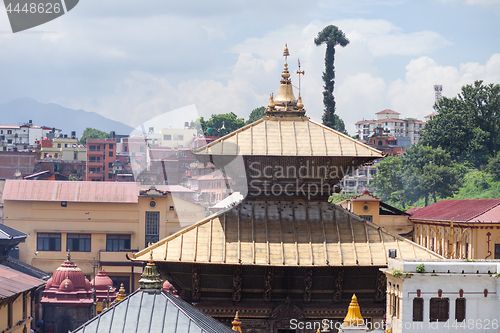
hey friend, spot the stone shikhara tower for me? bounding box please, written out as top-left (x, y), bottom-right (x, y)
top-left (132, 46), bottom-right (441, 332)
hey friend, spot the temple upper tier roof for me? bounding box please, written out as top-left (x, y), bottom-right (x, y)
top-left (193, 45), bottom-right (383, 160)
top-left (131, 200), bottom-right (442, 266)
top-left (193, 116), bottom-right (382, 157)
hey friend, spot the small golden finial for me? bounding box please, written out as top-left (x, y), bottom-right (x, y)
top-left (283, 43), bottom-right (290, 59)
top-left (268, 93), bottom-right (275, 109)
top-left (297, 96), bottom-right (304, 109)
top-left (149, 250), bottom-right (154, 264)
top-left (232, 311), bottom-right (242, 333)
top-left (66, 252), bottom-right (71, 262)
top-left (343, 294), bottom-right (364, 326)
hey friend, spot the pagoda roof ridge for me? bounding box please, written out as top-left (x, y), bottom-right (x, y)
top-left (192, 116), bottom-right (383, 158)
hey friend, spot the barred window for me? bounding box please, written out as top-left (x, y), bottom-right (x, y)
top-left (146, 212), bottom-right (160, 235)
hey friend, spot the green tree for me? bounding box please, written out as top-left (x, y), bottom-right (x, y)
top-left (487, 152), bottom-right (500, 180)
top-left (198, 112), bottom-right (246, 137)
top-left (246, 106), bottom-right (266, 125)
top-left (421, 80), bottom-right (500, 167)
top-left (314, 25), bottom-right (349, 134)
top-left (79, 128), bottom-right (109, 145)
top-left (371, 156), bottom-right (407, 207)
top-left (372, 145), bottom-right (463, 207)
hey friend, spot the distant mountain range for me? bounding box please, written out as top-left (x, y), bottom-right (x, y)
top-left (0, 98), bottom-right (134, 137)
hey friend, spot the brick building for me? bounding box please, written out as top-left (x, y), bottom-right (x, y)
top-left (86, 139), bottom-right (117, 181)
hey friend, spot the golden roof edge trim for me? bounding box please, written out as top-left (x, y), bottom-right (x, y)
top-left (307, 118), bottom-right (384, 156)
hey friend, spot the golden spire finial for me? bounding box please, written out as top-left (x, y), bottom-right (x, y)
top-left (149, 250), bottom-right (154, 264)
top-left (283, 43), bottom-right (290, 59)
top-left (268, 93), bottom-right (275, 109)
top-left (232, 311), bottom-right (242, 332)
top-left (343, 294), bottom-right (364, 326)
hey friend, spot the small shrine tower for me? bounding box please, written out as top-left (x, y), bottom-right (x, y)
top-left (41, 253), bottom-right (93, 333)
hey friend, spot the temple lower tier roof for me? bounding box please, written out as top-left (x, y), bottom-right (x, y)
top-left (132, 200), bottom-right (441, 266)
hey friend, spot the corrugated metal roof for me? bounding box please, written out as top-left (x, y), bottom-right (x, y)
top-left (193, 117), bottom-right (383, 157)
top-left (132, 200), bottom-right (441, 266)
top-left (72, 289), bottom-right (234, 333)
top-left (2, 180), bottom-right (200, 203)
top-left (409, 199), bottom-right (500, 223)
top-left (0, 264), bottom-right (46, 299)
top-left (3, 180), bottom-right (140, 203)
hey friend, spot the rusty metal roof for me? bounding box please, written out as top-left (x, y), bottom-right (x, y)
top-left (193, 117), bottom-right (383, 157)
top-left (3, 180), bottom-right (140, 203)
top-left (409, 199), bottom-right (500, 223)
top-left (132, 200), bottom-right (441, 266)
top-left (0, 264), bottom-right (46, 299)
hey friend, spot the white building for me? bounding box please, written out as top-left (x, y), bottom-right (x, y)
top-left (355, 109), bottom-right (425, 144)
top-left (159, 128), bottom-right (197, 148)
top-left (381, 259), bottom-right (500, 333)
top-left (0, 121), bottom-right (61, 151)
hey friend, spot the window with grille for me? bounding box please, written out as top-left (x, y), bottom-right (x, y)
top-left (495, 244), bottom-right (500, 259)
top-left (455, 298), bottom-right (466, 322)
top-left (145, 212), bottom-right (160, 246)
top-left (106, 234), bottom-right (131, 251)
top-left (37, 233), bottom-right (61, 251)
top-left (67, 233), bottom-right (91, 252)
top-left (413, 298), bottom-right (423, 321)
top-left (430, 298), bottom-right (449, 322)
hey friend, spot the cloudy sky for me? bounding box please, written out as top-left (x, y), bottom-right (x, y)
top-left (0, 0), bottom-right (499, 134)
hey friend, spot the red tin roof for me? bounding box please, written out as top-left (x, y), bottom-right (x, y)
top-left (0, 264), bottom-right (45, 299)
top-left (3, 179), bottom-right (140, 203)
top-left (408, 199), bottom-right (500, 223)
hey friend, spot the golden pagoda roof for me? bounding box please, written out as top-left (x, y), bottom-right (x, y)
top-left (131, 200), bottom-right (442, 266)
top-left (193, 117), bottom-right (383, 157)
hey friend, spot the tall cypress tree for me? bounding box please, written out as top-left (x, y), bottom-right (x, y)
top-left (314, 25), bottom-right (349, 134)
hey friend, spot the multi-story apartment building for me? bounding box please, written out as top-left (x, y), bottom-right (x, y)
top-left (37, 137), bottom-right (86, 162)
top-left (0, 121), bottom-right (62, 152)
top-left (355, 109), bottom-right (425, 144)
top-left (86, 138), bottom-right (117, 181)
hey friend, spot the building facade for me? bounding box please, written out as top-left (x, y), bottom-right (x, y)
top-left (2, 180), bottom-right (206, 292)
top-left (338, 191), bottom-right (413, 237)
top-left (86, 139), bottom-right (117, 181)
top-left (409, 199), bottom-right (500, 260)
top-left (382, 259), bottom-right (500, 333)
top-left (355, 109), bottom-right (425, 144)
